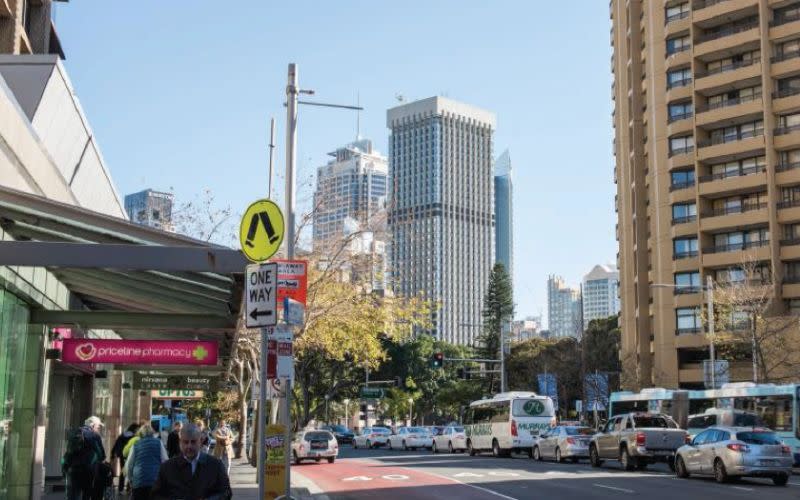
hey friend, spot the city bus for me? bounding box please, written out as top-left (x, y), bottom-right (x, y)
top-left (610, 383), bottom-right (800, 465)
top-left (463, 391), bottom-right (556, 457)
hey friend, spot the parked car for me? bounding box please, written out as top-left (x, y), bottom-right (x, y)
top-left (533, 425), bottom-right (594, 463)
top-left (675, 426), bottom-right (792, 486)
top-left (685, 409), bottom-right (765, 439)
top-left (427, 426), bottom-right (445, 437)
top-left (387, 427), bottom-right (433, 451)
top-left (352, 427), bottom-right (391, 449)
top-left (432, 425), bottom-right (467, 454)
top-left (589, 412), bottom-right (687, 471)
top-left (291, 430), bottom-right (338, 464)
top-left (321, 425), bottom-right (355, 444)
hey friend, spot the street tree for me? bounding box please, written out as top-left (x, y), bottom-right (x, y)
top-left (477, 263), bottom-right (514, 394)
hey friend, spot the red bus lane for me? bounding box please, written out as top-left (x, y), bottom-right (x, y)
top-left (293, 459), bottom-right (505, 500)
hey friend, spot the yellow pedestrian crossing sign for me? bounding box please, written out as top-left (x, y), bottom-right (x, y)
top-left (239, 199), bottom-right (285, 262)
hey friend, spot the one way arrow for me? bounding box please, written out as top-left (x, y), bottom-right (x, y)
top-left (249, 309), bottom-right (274, 321)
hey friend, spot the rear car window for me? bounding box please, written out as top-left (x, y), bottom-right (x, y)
top-left (736, 432), bottom-right (782, 445)
top-left (408, 427), bottom-right (429, 434)
top-left (373, 428), bottom-right (390, 434)
top-left (633, 416), bottom-right (675, 428)
top-left (566, 427), bottom-right (594, 435)
top-left (305, 431), bottom-right (333, 441)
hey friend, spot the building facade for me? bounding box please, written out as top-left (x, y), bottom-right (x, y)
top-left (581, 264), bottom-right (620, 329)
top-left (494, 150), bottom-right (514, 280)
top-left (387, 96), bottom-right (496, 345)
top-left (511, 315), bottom-right (542, 342)
top-left (612, 0), bottom-right (800, 388)
top-left (547, 275), bottom-right (582, 338)
top-left (124, 189), bottom-right (174, 230)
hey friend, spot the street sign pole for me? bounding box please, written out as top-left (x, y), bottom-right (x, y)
top-left (257, 326), bottom-right (268, 500)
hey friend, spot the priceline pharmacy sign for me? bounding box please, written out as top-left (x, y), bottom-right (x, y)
top-left (61, 339), bottom-right (218, 366)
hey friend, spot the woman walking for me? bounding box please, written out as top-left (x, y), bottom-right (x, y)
top-left (125, 424), bottom-right (167, 500)
top-left (212, 420), bottom-right (235, 475)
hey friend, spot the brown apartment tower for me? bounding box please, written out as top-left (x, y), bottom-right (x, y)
top-left (612, 0), bottom-right (800, 389)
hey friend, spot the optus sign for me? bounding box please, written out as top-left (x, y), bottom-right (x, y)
top-left (61, 339), bottom-right (218, 366)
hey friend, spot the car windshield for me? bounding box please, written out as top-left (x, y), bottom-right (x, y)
top-left (305, 431), bottom-right (332, 441)
top-left (736, 432), bottom-right (782, 445)
top-left (329, 425), bottom-right (349, 433)
top-left (633, 416), bottom-right (675, 428)
top-left (565, 427), bottom-right (594, 436)
top-left (452, 426), bottom-right (464, 433)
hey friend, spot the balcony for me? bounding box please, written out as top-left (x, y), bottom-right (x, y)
top-left (696, 59), bottom-right (761, 94)
top-left (770, 11), bottom-right (800, 41)
top-left (666, 11), bottom-right (690, 24)
top-left (674, 250), bottom-right (699, 260)
top-left (703, 239), bottom-right (769, 254)
top-left (667, 77), bottom-right (692, 90)
top-left (672, 215), bottom-right (698, 225)
top-left (697, 132), bottom-right (765, 162)
top-left (777, 161), bottom-right (800, 173)
top-left (698, 165), bottom-right (760, 183)
top-left (676, 327), bottom-right (702, 335)
top-left (697, 128), bottom-right (763, 148)
top-left (780, 238), bottom-right (800, 260)
top-left (669, 145), bottom-right (695, 158)
top-left (698, 166), bottom-right (765, 196)
top-left (771, 49), bottom-right (800, 65)
top-left (774, 123), bottom-right (800, 136)
top-left (695, 56), bottom-right (760, 79)
top-left (699, 202), bottom-right (768, 232)
top-left (696, 92), bottom-right (762, 114)
top-left (702, 239), bottom-right (771, 267)
top-left (674, 286), bottom-right (701, 295)
top-left (695, 94), bottom-right (763, 127)
top-left (670, 180), bottom-right (696, 192)
top-left (695, 21), bottom-right (760, 59)
top-left (668, 111), bottom-right (694, 124)
top-left (696, 20), bottom-right (759, 44)
top-left (777, 198), bottom-right (800, 209)
top-left (777, 198), bottom-right (800, 223)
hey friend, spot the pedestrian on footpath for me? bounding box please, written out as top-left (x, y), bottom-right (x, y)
top-left (166, 421), bottom-right (182, 458)
top-left (151, 423), bottom-right (231, 500)
top-left (195, 419), bottom-right (210, 454)
top-left (125, 424), bottom-right (168, 500)
top-left (62, 416), bottom-right (106, 500)
top-left (211, 420), bottom-right (234, 475)
top-left (111, 423), bottom-right (140, 495)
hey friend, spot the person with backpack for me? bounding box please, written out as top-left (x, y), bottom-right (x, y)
top-left (111, 423), bottom-right (140, 495)
top-left (62, 416), bottom-right (106, 500)
top-left (125, 424), bottom-right (168, 500)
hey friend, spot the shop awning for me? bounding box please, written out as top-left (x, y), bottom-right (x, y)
top-left (0, 185), bottom-right (247, 369)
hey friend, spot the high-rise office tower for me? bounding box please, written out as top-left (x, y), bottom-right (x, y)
top-left (495, 150), bottom-right (514, 281)
top-left (612, 0), bottom-right (800, 388)
top-left (547, 275), bottom-right (582, 338)
top-left (387, 96), bottom-right (496, 345)
top-left (124, 189), bottom-right (174, 231)
top-left (581, 264), bottom-right (620, 330)
top-left (312, 139), bottom-right (389, 291)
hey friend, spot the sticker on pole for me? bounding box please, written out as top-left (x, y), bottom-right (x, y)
top-left (239, 199), bottom-right (284, 262)
top-left (245, 262), bottom-right (277, 328)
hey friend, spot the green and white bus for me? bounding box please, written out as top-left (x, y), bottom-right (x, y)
top-left (464, 391), bottom-right (556, 457)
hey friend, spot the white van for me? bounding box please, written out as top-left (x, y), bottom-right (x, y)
top-left (463, 391), bottom-right (556, 457)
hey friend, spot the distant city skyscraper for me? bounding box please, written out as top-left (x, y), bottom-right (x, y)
top-left (547, 275), bottom-right (582, 338)
top-left (387, 96), bottom-right (496, 345)
top-left (494, 150), bottom-right (513, 282)
top-left (124, 189), bottom-right (174, 230)
top-left (581, 264), bottom-right (620, 330)
top-left (312, 139), bottom-right (389, 291)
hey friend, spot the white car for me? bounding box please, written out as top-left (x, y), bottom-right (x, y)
top-left (291, 430), bottom-right (338, 464)
top-left (353, 427), bottom-right (391, 448)
top-left (432, 425), bottom-right (467, 454)
top-left (388, 427), bottom-right (433, 451)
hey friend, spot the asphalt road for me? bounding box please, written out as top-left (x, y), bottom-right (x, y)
top-left (292, 444), bottom-right (800, 500)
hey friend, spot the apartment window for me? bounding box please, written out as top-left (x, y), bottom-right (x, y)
top-left (786, 261), bottom-right (800, 283)
top-left (780, 186), bottom-right (800, 208)
top-left (775, 76), bottom-right (800, 99)
top-left (676, 307), bottom-right (702, 334)
top-left (667, 67), bottom-right (692, 89)
top-left (666, 2), bottom-right (689, 23)
top-left (675, 271), bottom-right (701, 293)
top-left (784, 223), bottom-right (800, 245)
top-left (705, 50), bottom-right (760, 76)
top-left (672, 202), bottom-right (697, 224)
top-left (669, 135), bottom-right (694, 156)
top-left (673, 237), bottom-right (698, 259)
top-left (712, 228), bottom-right (769, 252)
top-left (670, 169), bottom-right (695, 190)
top-left (773, 4), bottom-right (800, 26)
top-left (707, 120), bottom-right (763, 145)
top-left (787, 299), bottom-right (800, 315)
top-left (698, 16), bottom-right (759, 44)
top-left (668, 101), bottom-right (693, 122)
top-left (779, 150), bottom-right (800, 172)
top-left (666, 35), bottom-right (691, 55)
top-left (776, 112), bottom-right (800, 135)
top-left (715, 267), bottom-right (747, 284)
top-left (706, 85), bottom-right (762, 111)
top-left (707, 156), bottom-right (765, 180)
top-left (711, 192), bottom-right (767, 215)
top-left (774, 39), bottom-right (800, 62)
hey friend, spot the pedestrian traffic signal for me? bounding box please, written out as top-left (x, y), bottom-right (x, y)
top-left (432, 352), bottom-right (444, 368)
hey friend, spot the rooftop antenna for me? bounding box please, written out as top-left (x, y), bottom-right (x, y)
top-left (395, 93), bottom-right (405, 103)
top-left (356, 92), bottom-right (361, 141)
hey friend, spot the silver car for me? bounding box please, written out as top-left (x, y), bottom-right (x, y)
top-left (675, 426), bottom-right (793, 486)
top-left (533, 426), bottom-right (594, 463)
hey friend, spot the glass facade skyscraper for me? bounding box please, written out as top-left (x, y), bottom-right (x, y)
top-left (494, 150), bottom-right (513, 281)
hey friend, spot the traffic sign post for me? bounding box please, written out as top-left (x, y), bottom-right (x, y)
top-left (246, 263), bottom-right (278, 329)
top-left (239, 199), bottom-right (285, 263)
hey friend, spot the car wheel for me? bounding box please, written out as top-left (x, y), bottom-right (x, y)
top-left (675, 456), bottom-right (689, 479)
top-left (635, 460), bottom-right (647, 471)
top-left (328, 457), bottom-right (336, 464)
top-left (589, 445), bottom-right (602, 468)
top-left (555, 447), bottom-right (563, 463)
top-left (293, 451), bottom-right (302, 465)
top-left (402, 440), bottom-right (408, 451)
top-left (492, 439), bottom-right (501, 458)
top-left (667, 457), bottom-right (676, 473)
top-left (432, 442), bottom-right (438, 454)
top-left (773, 473), bottom-right (789, 486)
top-left (366, 440), bottom-right (371, 449)
top-left (532, 446), bottom-right (542, 461)
top-left (713, 459), bottom-right (729, 484)
top-left (468, 440), bottom-right (477, 456)
top-left (315, 458), bottom-right (321, 463)
top-left (620, 446), bottom-right (635, 471)
top-left (448, 442), bottom-right (455, 454)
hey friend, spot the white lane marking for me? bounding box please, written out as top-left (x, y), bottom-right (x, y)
top-left (382, 474), bottom-right (409, 481)
top-left (342, 476), bottom-right (372, 482)
top-left (488, 471), bottom-right (520, 477)
top-left (731, 486), bottom-right (753, 492)
top-left (592, 484), bottom-right (634, 494)
top-left (453, 472), bottom-right (483, 477)
top-left (424, 471), bottom-right (521, 500)
top-left (789, 482), bottom-right (800, 486)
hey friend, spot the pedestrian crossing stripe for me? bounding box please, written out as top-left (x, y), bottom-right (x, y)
top-left (239, 199), bottom-right (285, 262)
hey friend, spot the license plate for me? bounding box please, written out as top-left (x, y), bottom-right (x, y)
top-left (759, 459), bottom-right (777, 466)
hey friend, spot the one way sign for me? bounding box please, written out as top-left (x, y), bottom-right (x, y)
top-left (245, 262), bottom-right (277, 328)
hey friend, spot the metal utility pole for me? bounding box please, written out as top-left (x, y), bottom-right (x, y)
top-left (268, 118), bottom-right (276, 199)
top-left (499, 320), bottom-right (506, 392)
top-left (707, 275), bottom-right (716, 389)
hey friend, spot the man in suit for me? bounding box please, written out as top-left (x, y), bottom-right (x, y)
top-left (151, 423), bottom-right (231, 500)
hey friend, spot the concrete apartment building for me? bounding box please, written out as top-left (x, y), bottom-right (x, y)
top-left (547, 275), bottom-right (582, 338)
top-left (387, 96), bottom-right (496, 345)
top-left (581, 264), bottom-right (620, 329)
top-left (612, 0), bottom-right (800, 388)
top-left (495, 150), bottom-right (514, 280)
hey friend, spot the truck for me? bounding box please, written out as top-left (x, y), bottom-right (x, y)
top-left (589, 412), bottom-right (688, 471)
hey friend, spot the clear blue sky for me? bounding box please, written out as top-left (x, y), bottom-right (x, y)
top-left (55, 1), bottom-right (616, 324)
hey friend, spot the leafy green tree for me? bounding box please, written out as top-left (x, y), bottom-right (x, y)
top-left (477, 263), bottom-right (514, 393)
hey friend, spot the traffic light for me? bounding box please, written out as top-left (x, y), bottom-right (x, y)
top-left (432, 352), bottom-right (444, 368)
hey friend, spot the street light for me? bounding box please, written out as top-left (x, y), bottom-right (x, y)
top-left (343, 398), bottom-right (350, 428)
top-left (324, 394), bottom-right (330, 425)
top-left (408, 397), bottom-right (413, 426)
top-left (651, 277), bottom-right (717, 388)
